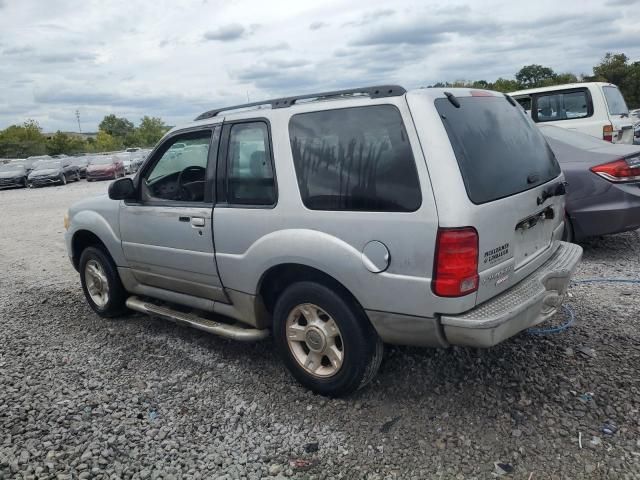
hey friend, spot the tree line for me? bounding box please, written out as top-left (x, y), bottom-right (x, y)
top-left (0, 115), bottom-right (170, 159)
top-left (430, 53), bottom-right (640, 109)
top-left (1, 52), bottom-right (638, 159)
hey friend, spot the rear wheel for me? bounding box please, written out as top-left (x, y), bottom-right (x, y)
top-left (79, 246), bottom-right (128, 317)
top-left (273, 281), bottom-right (383, 397)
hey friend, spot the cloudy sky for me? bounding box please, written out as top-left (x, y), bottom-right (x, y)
top-left (1, 0), bottom-right (639, 132)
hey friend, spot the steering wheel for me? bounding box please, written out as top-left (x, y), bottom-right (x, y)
top-left (176, 166), bottom-right (206, 201)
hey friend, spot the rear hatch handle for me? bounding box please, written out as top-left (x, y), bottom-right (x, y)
top-left (537, 181), bottom-right (567, 206)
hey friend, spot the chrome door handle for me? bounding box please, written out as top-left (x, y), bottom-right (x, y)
top-left (191, 217), bottom-right (205, 227)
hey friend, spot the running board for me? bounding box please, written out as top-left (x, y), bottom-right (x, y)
top-left (125, 296), bottom-right (269, 342)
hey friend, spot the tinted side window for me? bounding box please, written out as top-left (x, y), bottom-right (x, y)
top-left (227, 122), bottom-right (276, 206)
top-left (536, 90), bottom-right (589, 122)
top-left (289, 105), bottom-right (421, 212)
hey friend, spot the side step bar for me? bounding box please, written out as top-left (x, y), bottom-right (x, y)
top-left (125, 296), bottom-right (269, 342)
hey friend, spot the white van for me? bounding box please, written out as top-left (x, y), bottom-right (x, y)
top-left (510, 82), bottom-right (635, 144)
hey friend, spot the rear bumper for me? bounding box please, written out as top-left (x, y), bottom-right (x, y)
top-left (440, 241), bottom-right (582, 347)
top-left (571, 201), bottom-right (640, 239)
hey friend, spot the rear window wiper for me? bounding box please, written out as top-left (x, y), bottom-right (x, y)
top-left (444, 91), bottom-right (460, 108)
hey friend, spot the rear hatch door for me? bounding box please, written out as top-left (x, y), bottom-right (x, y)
top-left (431, 92), bottom-right (565, 304)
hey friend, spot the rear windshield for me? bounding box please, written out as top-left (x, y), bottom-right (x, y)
top-left (602, 86), bottom-right (629, 116)
top-left (435, 96), bottom-right (561, 204)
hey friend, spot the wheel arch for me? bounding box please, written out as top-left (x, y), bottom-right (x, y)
top-left (71, 229), bottom-right (114, 270)
top-left (257, 263), bottom-right (369, 324)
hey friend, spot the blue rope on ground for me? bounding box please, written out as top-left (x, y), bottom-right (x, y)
top-left (527, 304), bottom-right (575, 335)
top-left (526, 277), bottom-right (640, 335)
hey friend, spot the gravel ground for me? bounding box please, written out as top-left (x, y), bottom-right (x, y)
top-left (1, 180), bottom-right (639, 480)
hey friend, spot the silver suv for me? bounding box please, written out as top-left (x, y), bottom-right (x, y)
top-left (64, 85), bottom-right (583, 396)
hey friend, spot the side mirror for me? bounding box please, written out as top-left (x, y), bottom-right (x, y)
top-left (108, 177), bottom-right (136, 200)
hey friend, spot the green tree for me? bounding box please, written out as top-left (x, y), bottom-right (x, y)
top-left (94, 130), bottom-right (122, 152)
top-left (592, 53), bottom-right (640, 108)
top-left (0, 120), bottom-right (47, 158)
top-left (491, 78), bottom-right (521, 93)
top-left (99, 114), bottom-right (134, 138)
top-left (515, 64), bottom-right (557, 89)
top-left (136, 116), bottom-right (169, 147)
top-left (46, 131), bottom-right (87, 155)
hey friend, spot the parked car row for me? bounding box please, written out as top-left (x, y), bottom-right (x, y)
top-left (0, 149), bottom-right (151, 189)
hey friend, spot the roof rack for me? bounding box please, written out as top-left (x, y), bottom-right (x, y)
top-left (194, 85), bottom-right (406, 121)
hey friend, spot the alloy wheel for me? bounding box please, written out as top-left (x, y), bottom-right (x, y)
top-left (285, 303), bottom-right (344, 378)
top-left (84, 259), bottom-right (110, 308)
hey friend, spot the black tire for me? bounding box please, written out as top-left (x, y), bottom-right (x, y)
top-left (79, 246), bottom-right (128, 318)
top-left (273, 281), bottom-right (383, 397)
top-left (562, 213), bottom-right (574, 243)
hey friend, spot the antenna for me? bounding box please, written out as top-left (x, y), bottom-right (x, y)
top-left (75, 109), bottom-right (82, 133)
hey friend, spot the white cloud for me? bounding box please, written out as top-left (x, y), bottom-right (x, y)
top-left (0, 0), bottom-right (638, 131)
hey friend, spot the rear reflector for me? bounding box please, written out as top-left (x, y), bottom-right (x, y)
top-left (603, 124), bottom-right (614, 142)
top-left (591, 158), bottom-right (640, 182)
top-left (433, 227), bottom-right (479, 297)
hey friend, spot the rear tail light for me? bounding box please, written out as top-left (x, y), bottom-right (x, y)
top-left (591, 157), bottom-right (640, 182)
top-left (432, 227), bottom-right (479, 297)
top-left (603, 124), bottom-right (614, 142)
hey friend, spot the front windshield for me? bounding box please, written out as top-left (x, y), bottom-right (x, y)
top-left (34, 160), bottom-right (62, 170)
top-left (90, 157), bottom-right (115, 165)
top-left (0, 164), bottom-right (25, 172)
top-left (603, 86), bottom-right (629, 116)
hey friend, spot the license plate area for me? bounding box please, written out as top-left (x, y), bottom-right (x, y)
top-left (513, 206), bottom-right (555, 269)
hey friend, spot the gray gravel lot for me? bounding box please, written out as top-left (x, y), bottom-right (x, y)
top-left (1, 180), bottom-right (639, 479)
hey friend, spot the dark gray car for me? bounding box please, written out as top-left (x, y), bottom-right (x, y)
top-left (540, 125), bottom-right (640, 241)
top-left (0, 163), bottom-right (28, 189)
top-left (28, 159), bottom-right (81, 187)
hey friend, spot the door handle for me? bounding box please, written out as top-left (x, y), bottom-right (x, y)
top-left (191, 217), bottom-right (205, 227)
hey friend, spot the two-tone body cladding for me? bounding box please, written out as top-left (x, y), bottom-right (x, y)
top-left (65, 85), bottom-right (582, 396)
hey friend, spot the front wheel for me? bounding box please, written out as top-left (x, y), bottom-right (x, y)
top-left (79, 246), bottom-right (128, 317)
top-left (273, 281), bottom-right (383, 397)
